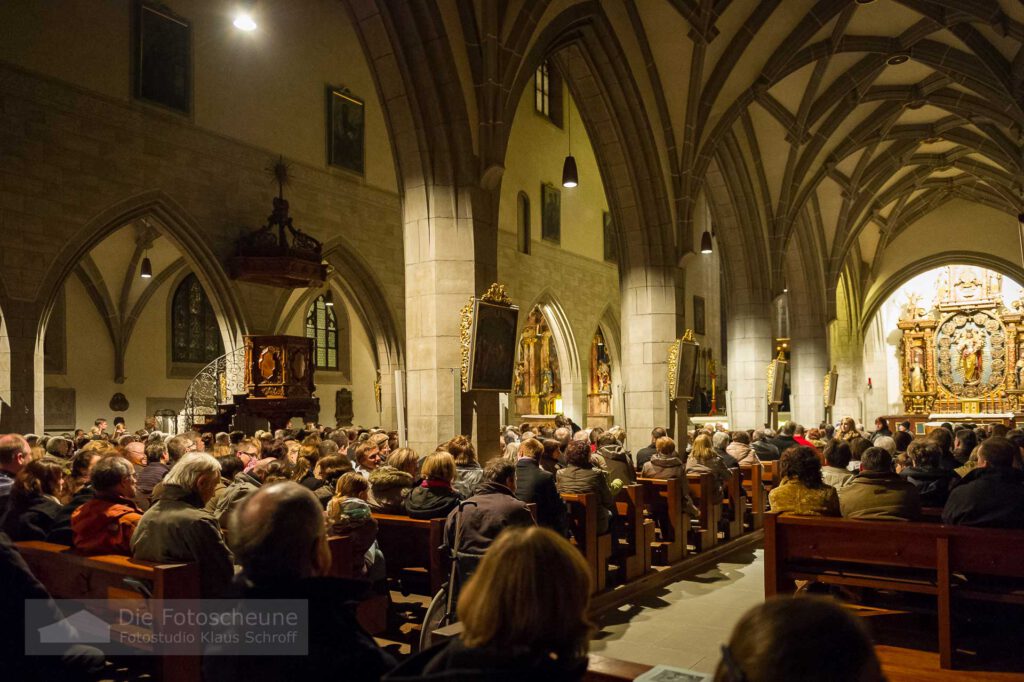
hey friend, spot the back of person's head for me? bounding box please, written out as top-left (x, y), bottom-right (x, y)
top-left (564, 440), bottom-right (592, 468)
top-left (518, 438), bottom-right (544, 461)
top-left (731, 431), bottom-right (751, 445)
top-left (229, 430), bottom-right (245, 445)
top-left (655, 436), bottom-right (676, 457)
top-left (164, 453), bottom-right (220, 492)
top-left (421, 452), bottom-right (457, 482)
top-left (779, 447), bottom-right (823, 488)
top-left (70, 448), bottom-right (100, 479)
top-left (991, 423), bottom-right (1009, 439)
top-left (13, 457), bottom-right (64, 499)
top-left (589, 428), bottom-right (604, 445)
top-left (541, 439), bottom-right (561, 462)
top-left (166, 435), bottom-right (194, 463)
top-left (978, 437), bottom-right (1016, 469)
top-left (335, 471), bottom-right (369, 497)
top-left (928, 427), bottom-right (955, 454)
top-left (873, 436), bottom-right (896, 456)
top-left (893, 431), bottom-right (912, 453)
top-left (553, 427), bottom-right (571, 448)
top-left (316, 440), bottom-right (339, 458)
top-left (849, 436), bottom-right (871, 461)
top-left (751, 430), bottom-right (767, 443)
top-left (908, 441), bottom-right (940, 468)
top-left (446, 435), bottom-right (476, 466)
top-left (650, 427), bottom-right (667, 442)
top-left (860, 447), bottom-right (893, 473)
top-left (690, 434), bottom-right (715, 463)
top-left (822, 440), bottom-right (851, 469)
top-left (780, 421), bottom-right (798, 437)
top-left (90, 455), bottom-right (134, 494)
top-left (597, 433), bottom-right (618, 448)
top-left (483, 458), bottom-right (516, 486)
top-left (144, 442), bottom-right (167, 465)
top-left (714, 596), bottom-right (882, 682)
top-left (316, 454), bottom-right (351, 482)
top-left (229, 481), bottom-right (328, 583)
top-left (216, 455), bottom-right (244, 480)
top-left (45, 436), bottom-right (72, 459)
top-left (387, 448), bottom-right (419, 476)
top-left (458, 526), bottom-right (594, 659)
top-left (712, 431), bottom-right (730, 449)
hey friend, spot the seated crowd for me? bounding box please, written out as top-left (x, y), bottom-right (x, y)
top-left (1, 412), bottom-right (1022, 680)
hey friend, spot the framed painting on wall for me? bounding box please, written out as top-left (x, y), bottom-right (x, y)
top-left (468, 300), bottom-right (520, 391)
top-left (327, 86), bottom-right (365, 175)
top-left (541, 183), bottom-right (561, 243)
top-left (693, 295), bottom-right (706, 336)
top-left (133, 2), bottom-right (192, 114)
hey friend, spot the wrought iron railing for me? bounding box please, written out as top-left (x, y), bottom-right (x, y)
top-left (178, 347), bottom-right (246, 433)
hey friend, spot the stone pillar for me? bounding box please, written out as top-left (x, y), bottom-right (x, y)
top-left (0, 300), bottom-right (43, 434)
top-left (619, 265), bottom-right (679, 453)
top-left (789, 325), bottom-right (828, 428)
top-left (726, 299), bottom-right (773, 430)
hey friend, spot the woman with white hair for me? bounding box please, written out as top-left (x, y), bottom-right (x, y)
top-left (131, 453), bottom-right (234, 597)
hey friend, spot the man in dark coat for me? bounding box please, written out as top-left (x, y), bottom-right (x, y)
top-left (204, 481), bottom-right (395, 682)
top-left (635, 427), bottom-right (666, 469)
top-left (596, 433), bottom-right (636, 485)
top-left (447, 459), bottom-right (534, 556)
top-left (514, 439), bottom-right (568, 536)
top-left (900, 441), bottom-right (957, 507)
top-left (943, 437), bottom-right (1024, 528)
top-left (751, 430), bottom-right (781, 461)
top-left (767, 422), bottom-right (799, 455)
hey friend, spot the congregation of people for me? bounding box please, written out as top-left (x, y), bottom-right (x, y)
top-left (2, 412), bottom-right (1022, 681)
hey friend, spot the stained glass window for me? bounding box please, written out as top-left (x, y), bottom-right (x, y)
top-left (305, 295), bottom-right (338, 370)
top-left (171, 274), bottom-right (223, 364)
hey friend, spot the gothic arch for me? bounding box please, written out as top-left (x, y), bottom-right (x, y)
top-left (518, 290), bottom-right (583, 424)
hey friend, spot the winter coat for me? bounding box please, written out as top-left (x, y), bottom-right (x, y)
top-left (444, 482), bottom-right (534, 556)
top-left (767, 434), bottom-right (798, 455)
top-left (751, 440), bottom-right (781, 461)
top-left (208, 471), bottom-right (262, 525)
top-left (71, 495), bottom-right (142, 555)
top-left (726, 441), bottom-right (759, 467)
top-left (641, 455), bottom-right (700, 518)
top-left (367, 465), bottom-right (415, 514)
top-left (597, 443), bottom-right (636, 485)
top-left (47, 484), bottom-right (95, 546)
top-left (385, 637), bottom-right (586, 682)
top-left (686, 457), bottom-right (728, 504)
top-left (838, 471), bottom-right (921, 521)
top-left (942, 467), bottom-right (1024, 528)
top-left (404, 481), bottom-right (463, 520)
top-left (821, 466), bottom-right (854, 490)
top-left (769, 478), bottom-right (840, 517)
top-left (131, 484), bottom-right (234, 597)
top-left (515, 458), bottom-right (568, 536)
top-left (715, 446), bottom-right (740, 470)
top-left (900, 465), bottom-right (957, 507)
top-left (0, 493), bottom-right (61, 542)
top-left (135, 462), bottom-right (169, 499)
top-left (327, 496), bottom-right (379, 576)
top-left (556, 465), bottom-right (614, 534)
top-left (635, 445), bottom-right (658, 470)
top-left (454, 464), bottom-right (485, 498)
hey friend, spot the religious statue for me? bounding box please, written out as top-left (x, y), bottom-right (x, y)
top-left (900, 293), bottom-right (923, 321)
top-left (597, 361), bottom-right (611, 394)
top-left (1016, 358), bottom-right (1024, 390)
top-left (910, 361), bottom-right (926, 393)
top-left (953, 326), bottom-right (983, 385)
top-left (513, 361), bottom-right (527, 395)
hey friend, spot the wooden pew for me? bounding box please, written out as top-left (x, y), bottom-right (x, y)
top-left (722, 467), bottom-right (746, 540)
top-left (739, 464), bottom-right (765, 530)
top-left (372, 513), bottom-right (448, 595)
top-left (761, 460), bottom-right (780, 491)
top-left (763, 512), bottom-right (1024, 669)
top-left (326, 534), bottom-right (387, 635)
top-left (636, 478), bottom-right (688, 565)
top-left (15, 541), bottom-right (200, 682)
top-left (561, 492), bottom-right (613, 593)
top-left (612, 484), bottom-right (653, 580)
top-left (687, 472), bottom-right (721, 552)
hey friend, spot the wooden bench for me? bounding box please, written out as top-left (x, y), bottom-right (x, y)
top-left (761, 460), bottom-right (780, 491)
top-left (372, 513), bottom-right (448, 595)
top-left (15, 541), bottom-right (200, 682)
top-left (687, 472), bottom-right (722, 552)
top-left (637, 477), bottom-right (688, 565)
top-left (764, 512), bottom-right (1024, 669)
top-left (561, 492), bottom-right (613, 593)
top-left (326, 534), bottom-right (388, 634)
top-left (722, 467), bottom-right (746, 540)
top-left (739, 464), bottom-right (765, 530)
top-left (612, 484), bottom-right (654, 580)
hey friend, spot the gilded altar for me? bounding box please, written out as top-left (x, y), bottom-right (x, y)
top-left (898, 266), bottom-right (1024, 415)
top-left (513, 306), bottom-right (562, 416)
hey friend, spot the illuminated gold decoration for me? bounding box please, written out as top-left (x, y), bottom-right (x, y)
top-left (681, 329), bottom-right (695, 343)
top-left (666, 339), bottom-right (681, 400)
top-left (460, 283), bottom-right (513, 392)
top-left (823, 371), bottom-right (832, 407)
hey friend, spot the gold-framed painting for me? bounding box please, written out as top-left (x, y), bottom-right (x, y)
top-left (460, 285), bottom-right (519, 392)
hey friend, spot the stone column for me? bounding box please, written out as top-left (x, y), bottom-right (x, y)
top-left (619, 265), bottom-right (679, 452)
top-left (726, 297), bottom-right (773, 430)
top-left (789, 325), bottom-right (828, 428)
top-left (0, 300), bottom-right (43, 434)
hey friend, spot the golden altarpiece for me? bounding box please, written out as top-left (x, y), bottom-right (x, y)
top-left (897, 266), bottom-right (1024, 417)
top-left (513, 307), bottom-right (563, 416)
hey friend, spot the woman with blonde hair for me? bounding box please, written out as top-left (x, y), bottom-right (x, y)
top-left (404, 452), bottom-right (462, 519)
top-left (686, 433), bottom-right (729, 503)
top-left (386, 526), bottom-right (594, 680)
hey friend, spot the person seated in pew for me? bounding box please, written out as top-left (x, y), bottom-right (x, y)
top-left (839, 448), bottom-right (921, 521)
top-left (900, 440), bottom-right (957, 507)
top-left (943, 436), bottom-right (1024, 528)
top-left (768, 446), bottom-right (840, 517)
top-left (206, 481), bottom-right (396, 682)
top-left (353, 440), bottom-right (384, 480)
top-left (557, 440), bottom-right (615, 535)
top-left (367, 447), bottom-right (419, 513)
top-left (539, 438), bottom-right (563, 474)
top-left (751, 429), bottom-right (780, 461)
top-left (1, 457), bottom-right (65, 541)
top-left (131, 453), bottom-right (234, 598)
top-left (714, 596), bottom-right (884, 682)
top-left (71, 455), bottom-right (142, 554)
top-left (405, 452), bottom-right (464, 519)
top-left (726, 431), bottom-right (760, 467)
top-left (846, 435), bottom-right (871, 472)
top-left (327, 472), bottom-right (385, 581)
top-left (135, 441), bottom-right (170, 509)
top-left (641, 436), bottom-right (701, 519)
top-left (445, 459), bottom-right (534, 560)
top-left (686, 434), bottom-right (728, 504)
top-left (449, 435), bottom-right (485, 498)
top-left (515, 438), bottom-right (569, 536)
top-left (820, 439), bottom-right (854, 490)
top-left (312, 454), bottom-right (354, 508)
top-left (209, 459), bottom-right (291, 526)
top-left (713, 431), bottom-right (740, 469)
top-left (385, 526), bottom-right (593, 681)
top-left (635, 427), bottom-right (667, 469)
top-left (205, 454), bottom-right (245, 513)
top-left (47, 448), bottom-right (106, 545)
top-left (596, 432), bottom-right (636, 485)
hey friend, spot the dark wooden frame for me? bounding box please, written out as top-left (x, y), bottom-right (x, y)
top-left (467, 300), bottom-right (520, 391)
top-left (133, 1), bottom-right (192, 115)
top-left (693, 295), bottom-right (706, 336)
top-left (326, 86), bottom-right (366, 175)
top-left (541, 183), bottom-right (561, 244)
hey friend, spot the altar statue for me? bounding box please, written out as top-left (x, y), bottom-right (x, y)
top-left (1016, 359), bottom-right (1024, 390)
top-left (910, 361), bottom-right (926, 392)
top-left (954, 326), bottom-right (983, 385)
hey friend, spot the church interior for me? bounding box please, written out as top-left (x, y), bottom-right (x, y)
top-left (2, 1), bottom-right (1024, 680)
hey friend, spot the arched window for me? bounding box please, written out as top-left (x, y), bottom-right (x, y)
top-left (305, 295), bottom-right (339, 370)
top-left (171, 274), bottom-right (223, 364)
top-left (517, 191), bottom-right (531, 254)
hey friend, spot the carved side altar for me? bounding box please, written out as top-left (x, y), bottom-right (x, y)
top-left (514, 306), bottom-right (562, 416)
top-left (897, 266), bottom-right (1024, 417)
top-left (586, 329), bottom-right (613, 428)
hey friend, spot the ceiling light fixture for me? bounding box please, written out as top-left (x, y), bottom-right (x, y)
top-left (140, 253), bottom-right (153, 279)
top-left (562, 98), bottom-right (578, 188)
top-left (324, 290), bottom-right (334, 307)
top-left (700, 194), bottom-right (713, 254)
top-left (887, 53), bottom-right (910, 66)
top-left (233, 8), bottom-right (257, 31)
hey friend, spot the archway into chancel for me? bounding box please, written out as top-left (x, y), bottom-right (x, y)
top-left (862, 264), bottom-right (1024, 429)
top-left (512, 301), bottom-right (582, 426)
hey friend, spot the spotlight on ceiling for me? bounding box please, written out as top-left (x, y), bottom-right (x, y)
top-left (887, 53), bottom-right (910, 66)
top-left (233, 9), bottom-right (257, 31)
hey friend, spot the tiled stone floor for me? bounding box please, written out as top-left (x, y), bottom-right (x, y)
top-left (591, 544), bottom-right (764, 675)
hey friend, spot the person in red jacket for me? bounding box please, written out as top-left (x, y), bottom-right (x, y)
top-left (71, 455), bottom-right (142, 555)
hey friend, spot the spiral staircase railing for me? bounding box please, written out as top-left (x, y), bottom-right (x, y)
top-left (177, 347), bottom-right (246, 433)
